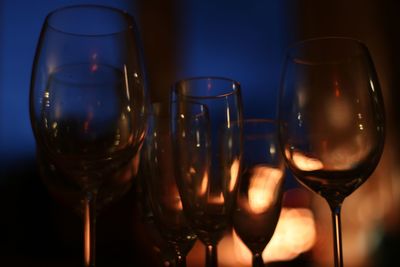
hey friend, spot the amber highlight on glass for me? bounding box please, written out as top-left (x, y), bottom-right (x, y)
top-left (171, 77), bottom-right (243, 267)
top-left (29, 5), bottom-right (148, 267)
top-left (233, 119), bottom-right (285, 267)
top-left (278, 37), bottom-right (385, 267)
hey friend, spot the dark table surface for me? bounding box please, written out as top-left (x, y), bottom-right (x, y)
top-left (1, 158), bottom-right (399, 267)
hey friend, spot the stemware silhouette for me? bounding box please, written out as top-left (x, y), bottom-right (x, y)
top-left (141, 102), bottom-right (197, 267)
top-left (29, 5), bottom-right (148, 267)
top-left (233, 119), bottom-right (285, 267)
top-left (278, 37), bottom-right (385, 267)
top-left (171, 77), bottom-right (243, 267)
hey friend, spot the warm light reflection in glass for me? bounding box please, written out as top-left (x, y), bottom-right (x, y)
top-left (84, 198), bottom-right (92, 267)
top-left (322, 135), bottom-right (371, 170)
top-left (209, 192), bottom-right (225, 204)
top-left (164, 187), bottom-right (184, 211)
top-left (226, 104), bottom-right (231, 128)
top-left (291, 151), bottom-right (324, 171)
top-left (229, 158), bottom-right (240, 192)
top-left (247, 166), bottom-right (283, 214)
top-left (175, 197), bottom-right (183, 211)
top-left (199, 172), bottom-right (208, 196)
top-left (233, 208), bottom-right (317, 264)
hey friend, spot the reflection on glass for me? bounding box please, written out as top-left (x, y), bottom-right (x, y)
top-left (172, 77), bottom-right (243, 267)
top-left (142, 103), bottom-right (196, 266)
top-left (233, 207), bottom-right (317, 264)
top-left (29, 5), bottom-right (148, 267)
top-left (278, 37), bottom-right (385, 267)
top-left (233, 119), bottom-right (285, 267)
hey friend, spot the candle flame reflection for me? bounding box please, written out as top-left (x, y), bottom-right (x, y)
top-left (247, 166), bottom-right (284, 214)
top-left (291, 151), bottom-right (324, 171)
top-left (232, 208), bottom-right (317, 264)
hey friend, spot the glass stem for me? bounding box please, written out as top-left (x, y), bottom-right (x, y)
top-left (83, 192), bottom-right (97, 267)
top-left (252, 253), bottom-right (264, 267)
top-left (205, 244), bottom-right (217, 267)
top-left (329, 202), bottom-right (343, 267)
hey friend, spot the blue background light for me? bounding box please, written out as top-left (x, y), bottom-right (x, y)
top-left (0, 0), bottom-right (290, 172)
top-left (0, 0), bottom-right (136, 171)
top-left (178, 1), bottom-right (290, 118)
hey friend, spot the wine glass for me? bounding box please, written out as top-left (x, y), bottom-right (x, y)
top-left (233, 119), bottom-right (285, 267)
top-left (141, 102), bottom-right (197, 266)
top-left (29, 5), bottom-right (148, 267)
top-left (171, 77), bottom-right (243, 267)
top-left (278, 37), bottom-right (385, 267)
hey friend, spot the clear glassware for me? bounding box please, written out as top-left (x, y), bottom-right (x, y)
top-left (171, 77), bottom-right (243, 267)
top-left (142, 102), bottom-right (197, 267)
top-left (29, 5), bottom-right (148, 267)
top-left (233, 119), bottom-right (285, 267)
top-left (278, 37), bottom-right (385, 267)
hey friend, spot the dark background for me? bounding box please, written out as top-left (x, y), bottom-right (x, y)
top-left (1, 0), bottom-right (399, 266)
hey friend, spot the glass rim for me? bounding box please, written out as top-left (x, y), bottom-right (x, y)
top-left (173, 76), bottom-right (241, 99)
top-left (285, 36), bottom-right (369, 65)
top-left (44, 4), bottom-right (134, 37)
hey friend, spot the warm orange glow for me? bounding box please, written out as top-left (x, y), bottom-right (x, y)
top-left (335, 87), bottom-right (341, 97)
top-left (229, 158), bottom-right (240, 192)
top-left (199, 171), bottom-right (208, 196)
top-left (169, 195), bottom-right (183, 211)
top-left (292, 151), bottom-right (323, 171)
top-left (247, 166), bottom-right (284, 214)
top-left (84, 198), bottom-right (91, 267)
top-left (334, 80), bottom-right (340, 97)
top-left (164, 186), bottom-right (184, 211)
top-left (172, 187), bottom-right (184, 211)
top-left (233, 208), bottom-right (317, 264)
top-left (209, 192), bottom-right (225, 204)
top-left (175, 198), bottom-right (183, 211)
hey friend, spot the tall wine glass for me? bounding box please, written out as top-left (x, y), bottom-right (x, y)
top-left (172, 77), bottom-right (243, 267)
top-left (233, 119), bottom-right (285, 267)
top-left (142, 102), bottom-right (197, 267)
top-left (278, 37), bottom-right (385, 267)
top-left (29, 5), bottom-right (148, 267)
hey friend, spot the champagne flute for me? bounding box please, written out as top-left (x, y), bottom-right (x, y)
top-left (29, 5), bottom-right (148, 267)
top-left (278, 37), bottom-right (385, 267)
top-left (233, 119), bottom-right (285, 267)
top-left (142, 102), bottom-right (197, 267)
top-left (172, 77), bottom-right (243, 267)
